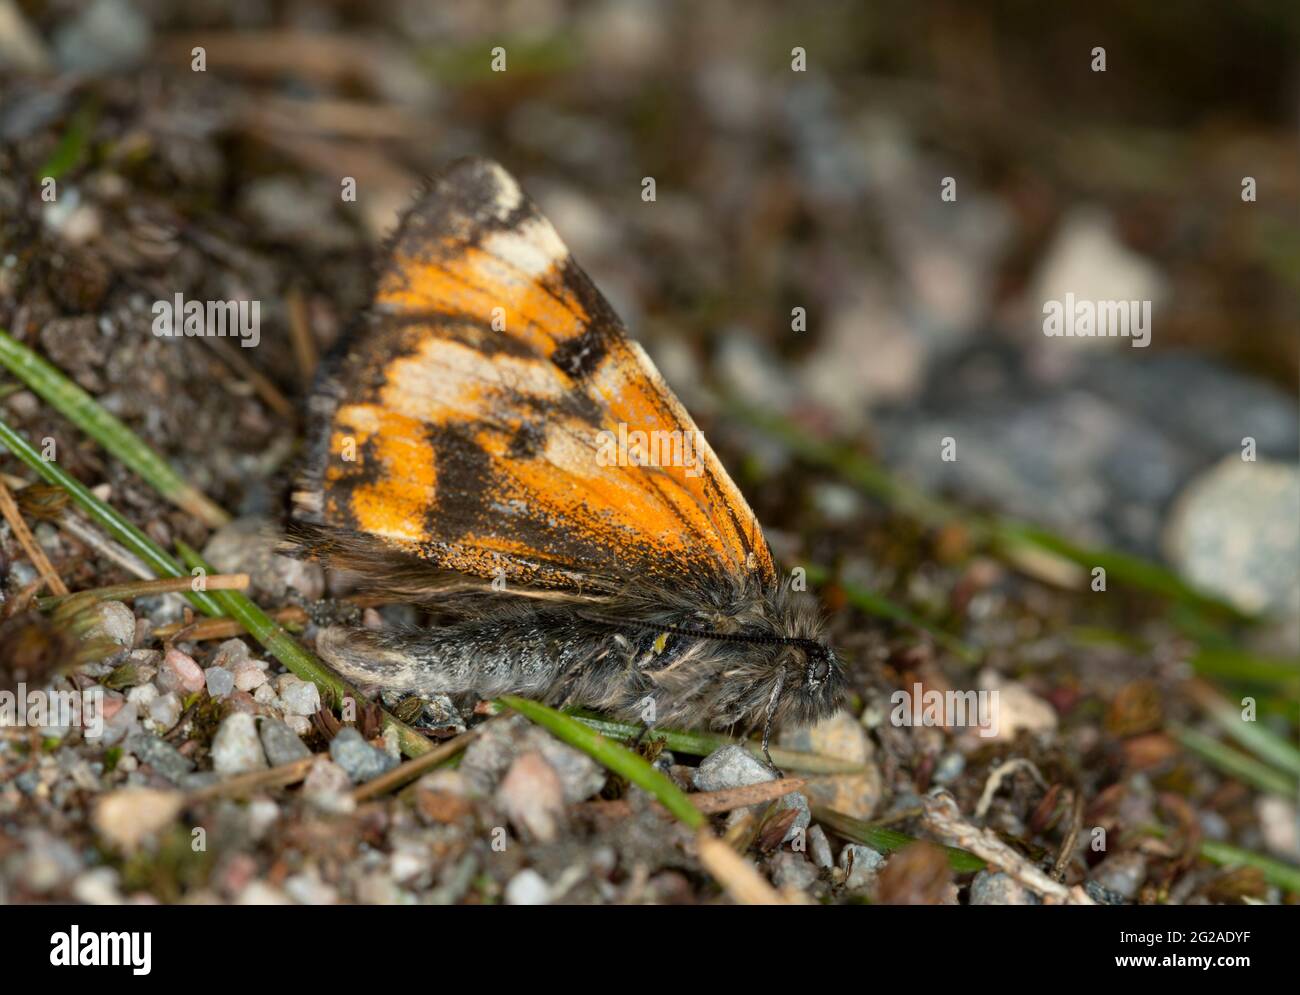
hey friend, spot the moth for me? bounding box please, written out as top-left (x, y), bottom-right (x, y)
top-left (288, 158), bottom-right (845, 762)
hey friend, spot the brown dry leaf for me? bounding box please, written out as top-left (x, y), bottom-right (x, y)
top-left (1203, 866), bottom-right (1269, 904)
top-left (873, 841), bottom-right (954, 905)
top-left (1122, 732), bottom-right (1181, 770)
top-left (1106, 680), bottom-right (1163, 737)
top-left (755, 806), bottom-right (799, 853)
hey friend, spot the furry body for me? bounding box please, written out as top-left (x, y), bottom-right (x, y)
top-left (317, 575), bottom-right (842, 736)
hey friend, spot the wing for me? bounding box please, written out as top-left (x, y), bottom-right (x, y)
top-left (290, 158), bottom-right (774, 595)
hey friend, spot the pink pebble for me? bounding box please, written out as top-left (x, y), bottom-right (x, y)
top-left (162, 649), bottom-right (205, 694)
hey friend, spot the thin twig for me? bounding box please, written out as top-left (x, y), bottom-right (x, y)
top-left (38, 573), bottom-right (250, 610)
top-left (150, 606), bottom-right (309, 641)
top-left (696, 829), bottom-right (804, 905)
top-left (1053, 788), bottom-right (1084, 881)
top-left (922, 791), bottom-right (1094, 904)
top-left (286, 286), bottom-right (319, 389)
top-left (975, 758), bottom-right (1048, 819)
top-left (188, 756), bottom-right (316, 801)
top-left (0, 476), bottom-right (67, 595)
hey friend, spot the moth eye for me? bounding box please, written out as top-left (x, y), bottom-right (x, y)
top-left (806, 649), bottom-right (828, 685)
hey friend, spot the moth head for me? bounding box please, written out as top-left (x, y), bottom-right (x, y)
top-left (784, 639), bottom-right (846, 725)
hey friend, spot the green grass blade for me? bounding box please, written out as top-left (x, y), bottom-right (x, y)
top-left (567, 711), bottom-right (864, 774)
top-left (500, 695), bottom-right (705, 829)
top-left (0, 328), bottom-right (229, 528)
top-left (813, 805), bottom-right (986, 872)
top-left (1188, 682), bottom-right (1300, 778)
top-left (1173, 724), bottom-right (1298, 799)
top-left (0, 414), bottom-right (222, 615)
top-left (37, 101), bottom-right (97, 181)
top-left (992, 521), bottom-right (1247, 620)
top-left (1189, 645), bottom-right (1300, 690)
top-left (1199, 840), bottom-right (1300, 895)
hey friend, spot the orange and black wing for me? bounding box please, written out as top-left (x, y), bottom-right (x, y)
top-left (290, 158), bottom-right (774, 595)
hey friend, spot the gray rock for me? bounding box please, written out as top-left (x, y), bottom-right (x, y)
top-left (258, 718), bottom-right (312, 766)
top-left (14, 830), bottom-right (82, 893)
top-left (278, 677), bottom-right (321, 717)
top-left (53, 0), bottom-right (150, 74)
top-left (1085, 880), bottom-right (1129, 905)
top-left (693, 744), bottom-right (773, 792)
top-left (1090, 852), bottom-right (1147, 901)
top-left (505, 869), bottom-right (551, 905)
top-left (211, 713), bottom-right (267, 776)
top-left (1166, 458), bottom-right (1300, 618)
top-left (969, 870), bottom-right (1041, 905)
top-left (125, 732), bottom-right (194, 785)
top-left (209, 638), bottom-right (250, 670)
top-left (82, 600), bottom-right (136, 648)
top-left (839, 843), bottom-right (885, 891)
top-left (694, 745), bottom-right (809, 843)
top-left (807, 824), bottom-right (835, 869)
top-left (770, 851), bottom-right (818, 891)
top-left (204, 667), bottom-right (235, 699)
top-left (179, 771), bottom-right (219, 792)
top-left (147, 692), bottom-right (182, 732)
top-left (460, 714), bottom-right (604, 803)
top-left (329, 727), bottom-right (398, 783)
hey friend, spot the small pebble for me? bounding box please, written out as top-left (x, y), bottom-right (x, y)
top-left (1090, 852), bottom-right (1147, 901)
top-left (284, 715), bottom-right (312, 737)
top-left (82, 600), bottom-right (136, 647)
top-left (205, 666), bottom-right (235, 698)
top-left (252, 683), bottom-right (280, 707)
top-left (505, 869), bottom-right (552, 905)
top-left (969, 870), bottom-right (1041, 905)
top-left (211, 713), bottom-right (267, 776)
top-left (92, 787), bottom-right (184, 851)
top-left (770, 850), bottom-right (818, 891)
top-left (278, 677), bottom-right (321, 716)
top-left (232, 660), bottom-right (268, 691)
top-left (126, 683), bottom-right (158, 710)
top-left (147, 692), bottom-right (181, 732)
top-left (807, 824), bottom-right (834, 869)
top-left (258, 717), bottom-right (311, 766)
top-left (693, 744), bottom-right (809, 842)
top-left (158, 649), bottom-right (205, 695)
top-left (125, 732), bottom-right (194, 784)
top-left (329, 727), bottom-right (398, 783)
top-left (839, 843), bottom-right (885, 891)
top-left (303, 758), bottom-right (355, 813)
top-left (72, 867), bottom-right (123, 904)
top-left (460, 715), bottom-right (604, 803)
top-left (778, 710), bottom-right (882, 819)
top-left (98, 700), bottom-right (137, 746)
top-left (210, 638), bottom-right (250, 670)
top-left (497, 751), bottom-right (566, 843)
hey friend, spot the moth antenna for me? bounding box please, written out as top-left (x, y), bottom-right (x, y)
top-left (578, 612), bottom-right (826, 660)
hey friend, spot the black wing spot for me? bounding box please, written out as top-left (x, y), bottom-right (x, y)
top-left (552, 328), bottom-right (607, 380)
